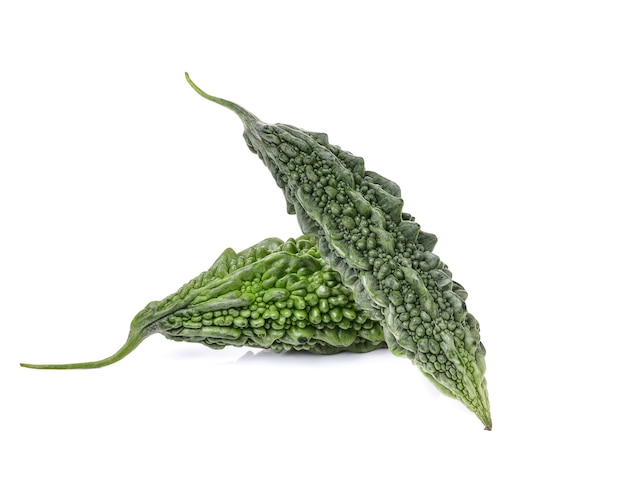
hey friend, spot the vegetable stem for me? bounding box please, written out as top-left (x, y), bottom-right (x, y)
top-left (185, 72), bottom-right (260, 127)
top-left (20, 328), bottom-right (151, 369)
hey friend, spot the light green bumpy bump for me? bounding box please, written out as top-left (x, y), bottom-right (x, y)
top-left (184, 74), bottom-right (492, 430)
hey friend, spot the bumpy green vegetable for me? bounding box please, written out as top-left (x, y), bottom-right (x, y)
top-left (20, 235), bottom-right (386, 370)
top-left (185, 74), bottom-right (491, 429)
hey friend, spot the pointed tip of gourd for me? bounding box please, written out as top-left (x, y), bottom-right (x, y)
top-left (184, 72), bottom-right (260, 127)
top-left (481, 410), bottom-right (492, 430)
top-left (479, 410), bottom-right (493, 431)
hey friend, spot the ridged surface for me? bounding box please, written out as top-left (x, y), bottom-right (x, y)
top-left (153, 235), bottom-right (386, 354)
top-left (20, 235), bottom-right (386, 370)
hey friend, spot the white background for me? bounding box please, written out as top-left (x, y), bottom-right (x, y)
top-left (2, 1), bottom-right (625, 475)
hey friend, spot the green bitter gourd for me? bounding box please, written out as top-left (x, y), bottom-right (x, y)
top-left (20, 234), bottom-right (386, 370)
top-left (185, 74), bottom-right (492, 429)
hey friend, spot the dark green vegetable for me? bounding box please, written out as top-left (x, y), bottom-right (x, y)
top-left (185, 73), bottom-right (492, 429)
top-left (20, 235), bottom-right (386, 369)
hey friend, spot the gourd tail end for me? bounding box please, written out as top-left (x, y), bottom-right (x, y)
top-left (19, 328), bottom-right (149, 370)
top-left (475, 401), bottom-right (492, 431)
top-left (184, 72), bottom-right (259, 126)
top-left (482, 413), bottom-right (493, 431)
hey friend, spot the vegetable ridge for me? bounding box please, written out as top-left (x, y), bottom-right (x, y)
top-left (20, 235), bottom-right (386, 370)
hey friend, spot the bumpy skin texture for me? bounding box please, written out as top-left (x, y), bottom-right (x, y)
top-left (20, 235), bottom-right (386, 370)
top-left (156, 234), bottom-right (385, 354)
top-left (184, 74), bottom-right (491, 429)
